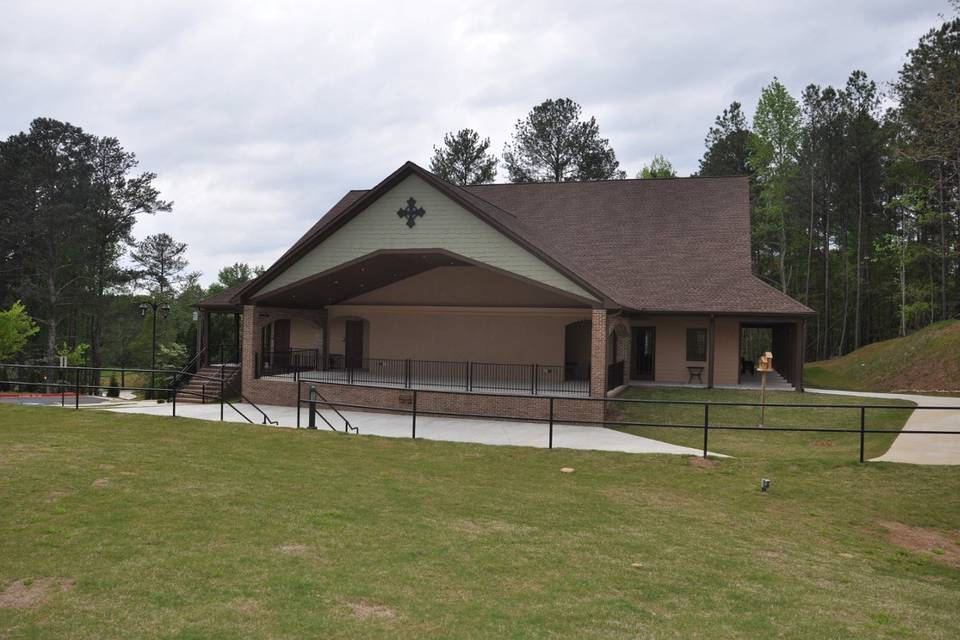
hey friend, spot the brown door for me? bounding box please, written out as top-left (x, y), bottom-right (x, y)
top-left (631, 327), bottom-right (655, 380)
top-left (273, 319), bottom-right (291, 368)
top-left (345, 320), bottom-right (364, 369)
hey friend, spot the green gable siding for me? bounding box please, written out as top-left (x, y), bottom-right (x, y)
top-left (257, 175), bottom-right (597, 301)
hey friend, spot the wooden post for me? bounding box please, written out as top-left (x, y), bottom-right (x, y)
top-left (707, 314), bottom-right (716, 388)
top-left (757, 351), bottom-right (773, 427)
top-left (759, 370), bottom-right (768, 426)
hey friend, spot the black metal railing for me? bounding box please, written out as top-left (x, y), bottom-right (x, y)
top-left (3, 361), bottom-right (960, 465)
top-left (288, 379), bottom-right (960, 463)
top-left (0, 363), bottom-right (274, 425)
top-left (255, 350), bottom-right (591, 396)
top-left (607, 360), bottom-right (625, 390)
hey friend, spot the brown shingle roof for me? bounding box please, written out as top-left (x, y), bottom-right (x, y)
top-left (461, 178), bottom-right (813, 315)
top-left (236, 162), bottom-right (813, 316)
top-left (197, 284), bottom-right (244, 311)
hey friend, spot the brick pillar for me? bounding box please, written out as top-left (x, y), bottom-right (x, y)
top-left (241, 304), bottom-right (258, 395)
top-left (590, 309), bottom-right (608, 397)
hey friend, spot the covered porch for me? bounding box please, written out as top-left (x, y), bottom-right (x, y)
top-left (620, 314), bottom-right (806, 391)
top-left (240, 250), bottom-right (613, 399)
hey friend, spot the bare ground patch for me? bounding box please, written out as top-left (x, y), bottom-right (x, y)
top-left (345, 599), bottom-right (397, 621)
top-left (448, 518), bottom-right (536, 536)
top-left (689, 456), bottom-right (717, 469)
top-left (880, 521), bottom-right (960, 569)
top-left (91, 477), bottom-right (111, 488)
top-left (0, 578), bottom-right (75, 609)
top-left (809, 439), bottom-right (837, 448)
top-left (0, 444), bottom-right (47, 468)
top-left (275, 543), bottom-right (309, 556)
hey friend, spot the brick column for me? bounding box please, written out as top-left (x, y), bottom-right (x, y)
top-left (590, 309), bottom-right (608, 397)
top-left (241, 304), bottom-right (258, 395)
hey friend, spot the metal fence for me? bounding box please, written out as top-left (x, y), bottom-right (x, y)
top-left (292, 379), bottom-right (960, 464)
top-left (256, 350), bottom-right (591, 396)
top-left (3, 361), bottom-right (959, 465)
top-left (0, 363), bottom-right (276, 425)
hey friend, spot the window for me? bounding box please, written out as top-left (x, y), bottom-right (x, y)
top-left (686, 328), bottom-right (707, 362)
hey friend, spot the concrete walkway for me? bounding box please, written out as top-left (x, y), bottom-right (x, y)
top-left (808, 388), bottom-right (960, 465)
top-left (78, 399), bottom-right (721, 457)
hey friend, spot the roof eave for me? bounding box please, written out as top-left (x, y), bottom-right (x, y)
top-left (237, 161), bottom-right (617, 308)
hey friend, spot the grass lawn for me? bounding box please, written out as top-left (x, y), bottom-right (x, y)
top-left (804, 319), bottom-right (960, 393)
top-left (1, 401), bottom-right (959, 639)
top-left (609, 387), bottom-right (916, 462)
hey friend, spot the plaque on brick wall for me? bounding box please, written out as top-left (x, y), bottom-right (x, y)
top-left (399, 390), bottom-right (414, 406)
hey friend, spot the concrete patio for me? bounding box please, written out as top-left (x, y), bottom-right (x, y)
top-left (68, 398), bottom-right (721, 457)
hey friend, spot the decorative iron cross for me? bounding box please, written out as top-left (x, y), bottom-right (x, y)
top-left (396, 197), bottom-right (426, 228)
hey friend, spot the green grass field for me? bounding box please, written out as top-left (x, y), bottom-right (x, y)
top-left (805, 319), bottom-right (960, 392)
top-left (610, 387), bottom-right (915, 461)
top-left (1, 398), bottom-right (958, 639)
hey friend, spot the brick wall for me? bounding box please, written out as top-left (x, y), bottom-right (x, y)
top-left (589, 309), bottom-right (607, 396)
top-left (243, 376), bottom-right (606, 425)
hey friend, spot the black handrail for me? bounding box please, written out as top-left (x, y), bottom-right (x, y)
top-left (298, 381), bottom-right (357, 433)
top-left (174, 345), bottom-right (207, 388)
top-left (238, 392), bottom-right (278, 425)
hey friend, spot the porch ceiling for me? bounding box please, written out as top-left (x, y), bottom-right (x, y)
top-left (251, 252), bottom-right (471, 308)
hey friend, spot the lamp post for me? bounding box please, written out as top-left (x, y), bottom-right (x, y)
top-left (139, 301), bottom-right (171, 397)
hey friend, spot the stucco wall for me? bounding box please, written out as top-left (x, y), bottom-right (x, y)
top-left (326, 305), bottom-right (590, 365)
top-left (629, 316), bottom-right (740, 385)
top-left (344, 266), bottom-right (585, 307)
top-left (257, 174), bottom-right (597, 302)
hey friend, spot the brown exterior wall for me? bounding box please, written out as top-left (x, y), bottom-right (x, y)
top-left (327, 305), bottom-right (590, 365)
top-left (343, 265), bottom-right (585, 307)
top-left (242, 377), bottom-right (606, 425)
top-left (627, 315), bottom-right (741, 385)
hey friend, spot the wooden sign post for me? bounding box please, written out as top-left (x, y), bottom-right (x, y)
top-left (757, 352), bottom-right (774, 427)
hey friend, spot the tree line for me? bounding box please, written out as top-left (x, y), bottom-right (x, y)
top-left (428, 15), bottom-right (960, 360)
top-left (0, 118), bottom-right (265, 368)
top-left (1, 13), bottom-right (956, 369)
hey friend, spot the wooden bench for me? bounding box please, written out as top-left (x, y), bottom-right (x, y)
top-left (687, 366), bottom-right (704, 384)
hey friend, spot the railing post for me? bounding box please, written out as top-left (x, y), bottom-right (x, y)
top-left (172, 386), bottom-right (177, 417)
top-left (467, 362), bottom-right (473, 391)
top-left (702, 403), bottom-right (709, 458)
top-left (121, 368), bottom-right (125, 388)
top-left (202, 383), bottom-right (206, 404)
top-left (296, 381), bottom-right (301, 429)
top-left (412, 389), bottom-right (417, 440)
top-left (405, 359), bottom-right (410, 389)
top-left (548, 396), bottom-right (554, 449)
top-left (859, 406), bottom-right (866, 464)
top-left (530, 364), bottom-right (536, 395)
top-left (75, 368), bottom-right (80, 410)
top-left (308, 385), bottom-right (318, 429)
top-left (220, 372), bottom-right (224, 422)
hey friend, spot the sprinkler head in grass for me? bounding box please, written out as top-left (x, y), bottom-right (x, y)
top-left (760, 478), bottom-right (771, 492)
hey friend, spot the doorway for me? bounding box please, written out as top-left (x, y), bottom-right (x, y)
top-left (345, 320), bottom-right (364, 369)
top-left (631, 326), bottom-right (655, 380)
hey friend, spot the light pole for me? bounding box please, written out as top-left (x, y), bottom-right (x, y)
top-left (139, 301), bottom-right (171, 397)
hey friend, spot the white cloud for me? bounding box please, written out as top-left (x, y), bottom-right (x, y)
top-left (0, 0), bottom-right (945, 283)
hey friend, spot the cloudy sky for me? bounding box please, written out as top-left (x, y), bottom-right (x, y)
top-left (0, 0), bottom-right (948, 285)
